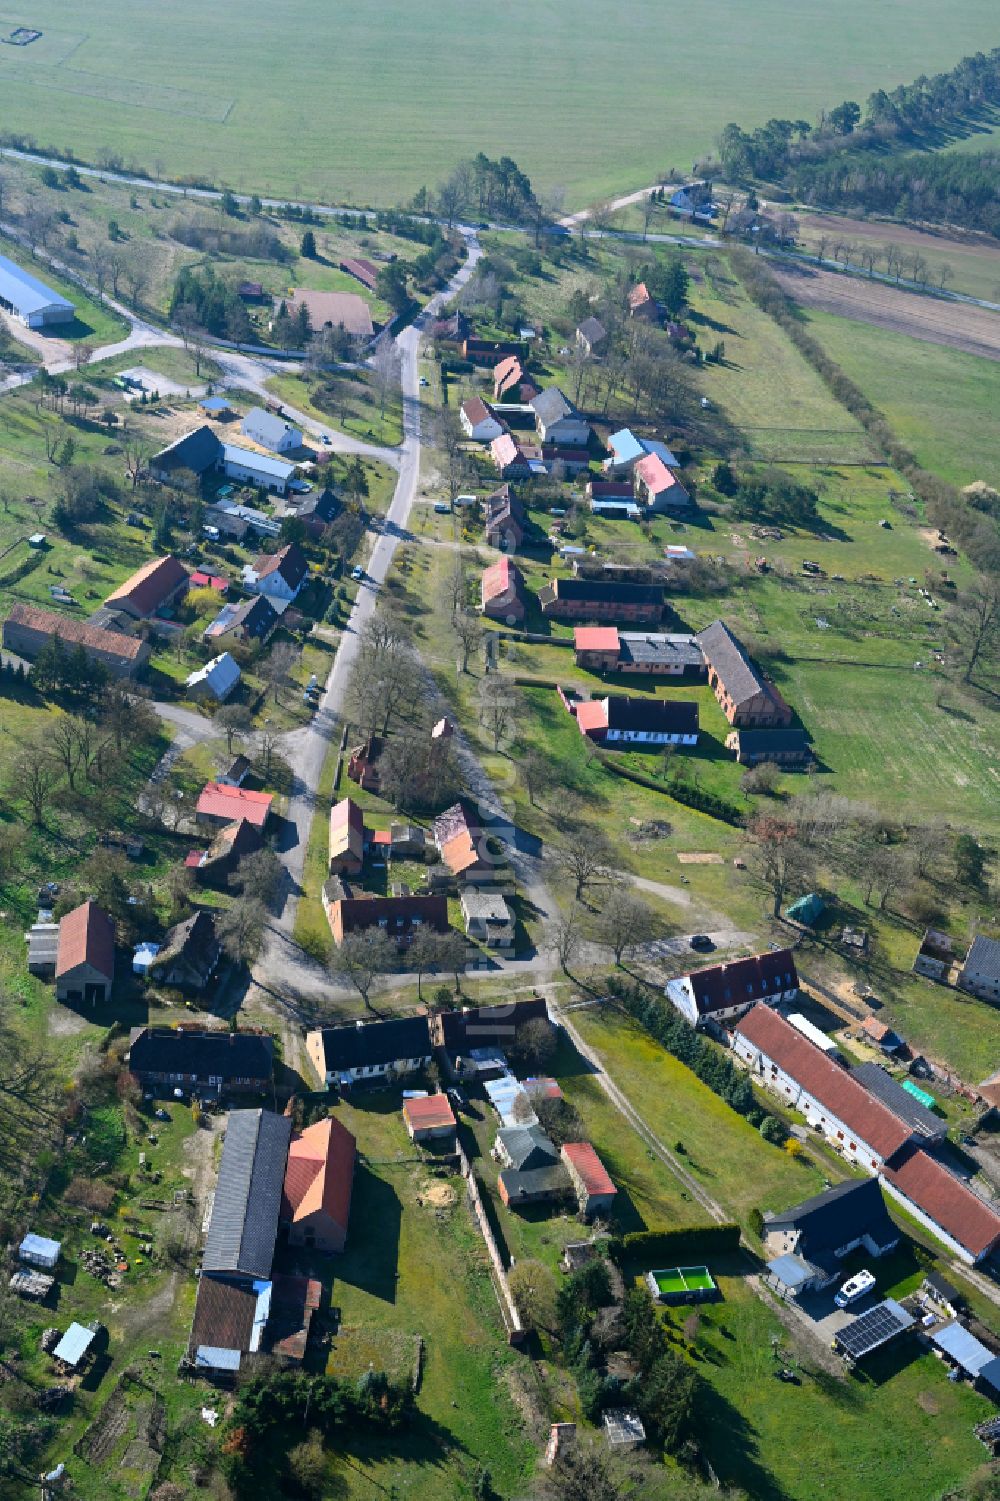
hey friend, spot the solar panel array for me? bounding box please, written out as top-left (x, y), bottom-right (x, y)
top-left (836, 1298), bottom-right (914, 1361)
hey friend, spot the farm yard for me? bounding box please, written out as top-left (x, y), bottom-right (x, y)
top-left (0, 0), bottom-right (997, 204)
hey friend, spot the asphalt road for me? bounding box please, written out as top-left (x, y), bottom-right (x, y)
top-left (250, 231), bottom-right (483, 1009)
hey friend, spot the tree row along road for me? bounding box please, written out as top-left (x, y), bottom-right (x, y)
top-left (249, 229), bottom-right (483, 1010)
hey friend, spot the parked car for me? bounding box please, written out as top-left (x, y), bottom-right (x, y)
top-left (689, 934), bottom-right (714, 951)
top-left (434, 502), bottom-right (451, 514)
top-left (834, 1269), bottom-right (875, 1309)
top-left (351, 565), bottom-right (365, 580)
top-left (321, 434), bottom-right (332, 445)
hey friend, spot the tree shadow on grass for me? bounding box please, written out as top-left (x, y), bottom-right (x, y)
top-left (694, 1381), bottom-right (792, 1501)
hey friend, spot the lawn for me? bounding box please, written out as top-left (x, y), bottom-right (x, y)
top-left (686, 1266), bottom-right (994, 1501)
top-left (805, 306), bottom-right (1000, 488)
top-left (309, 1092), bottom-right (534, 1499)
top-left (569, 1006), bottom-right (836, 1228)
top-left (0, 1), bottom-right (996, 205)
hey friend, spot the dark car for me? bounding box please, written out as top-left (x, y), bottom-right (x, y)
top-left (689, 934), bottom-right (714, 951)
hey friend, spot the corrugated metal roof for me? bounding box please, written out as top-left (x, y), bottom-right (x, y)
top-left (53, 1322), bottom-right (96, 1366)
top-left (222, 442), bottom-right (295, 479)
top-left (931, 1320), bottom-right (997, 1377)
top-left (0, 253), bottom-right (74, 317)
top-left (202, 1110), bottom-right (292, 1279)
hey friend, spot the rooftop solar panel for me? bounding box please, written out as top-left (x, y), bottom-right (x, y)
top-left (835, 1298), bottom-right (915, 1361)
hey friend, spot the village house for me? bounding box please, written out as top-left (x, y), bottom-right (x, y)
top-left (573, 626), bottom-right (704, 678)
top-left (347, 734), bottom-right (383, 793)
top-left (496, 1125), bottom-right (569, 1209)
top-left (628, 283), bottom-right (659, 321)
top-left (575, 316), bottom-right (607, 356)
top-left (55, 900), bottom-right (115, 1005)
top-left (561, 1142), bottom-right (617, 1220)
top-left (732, 1005), bottom-right (916, 1172)
top-left (306, 1015), bottom-right (433, 1089)
top-left (328, 796), bottom-right (366, 876)
top-left (490, 432), bottom-right (544, 480)
top-left (539, 577), bottom-right (662, 625)
top-left (958, 935), bottom-right (1000, 1003)
top-left (483, 485), bottom-right (524, 551)
top-left (463, 335), bottom-right (526, 364)
top-left (666, 949), bottom-right (798, 1029)
top-left (433, 801), bottom-right (499, 882)
top-left (530, 387), bottom-right (590, 446)
top-left (460, 397), bottom-right (505, 443)
top-left (481, 556), bottom-right (526, 621)
top-left (151, 426), bottom-right (296, 496)
top-left (296, 485), bottom-right (341, 538)
top-left (460, 890), bottom-right (515, 951)
top-left (219, 754), bottom-right (252, 788)
top-left (206, 502), bottom-right (281, 541)
top-left (603, 429), bottom-right (679, 475)
top-left (190, 570), bottom-right (229, 595)
top-left (633, 453), bottom-right (691, 513)
top-left (242, 542), bottom-right (308, 606)
top-left (881, 1145), bottom-right (1000, 1266)
top-left (206, 588), bottom-right (282, 644)
top-left (696, 620), bottom-right (793, 728)
top-left (241, 407), bottom-right (303, 455)
top-left (492, 354), bottom-right (528, 400)
top-left (323, 881), bottom-right (449, 948)
top-left (3, 602), bottom-right (151, 679)
top-left (186, 817), bottom-right (262, 884)
top-left (281, 1116), bottom-right (356, 1253)
top-left (195, 782), bottom-right (273, 832)
top-left (725, 727), bottom-right (811, 766)
top-left (542, 446), bottom-right (591, 477)
top-left (912, 928), bottom-right (955, 983)
top-left (573, 693), bottom-right (699, 748)
top-left (105, 555), bottom-right (189, 620)
top-left (127, 1026), bottom-right (273, 1095)
top-left (762, 1178), bottom-right (900, 1299)
top-left (185, 652), bottom-right (241, 703)
top-left (147, 911), bottom-right (221, 993)
top-left (403, 1092), bottom-right (457, 1144)
top-left (431, 996), bottom-right (550, 1057)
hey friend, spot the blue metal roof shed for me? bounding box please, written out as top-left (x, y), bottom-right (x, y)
top-left (53, 1322), bottom-right (97, 1367)
top-left (932, 1320), bottom-right (999, 1378)
top-left (0, 253), bottom-right (75, 327)
top-left (19, 1232), bottom-right (61, 1269)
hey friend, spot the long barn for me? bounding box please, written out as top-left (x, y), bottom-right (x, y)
top-left (0, 253), bottom-right (75, 328)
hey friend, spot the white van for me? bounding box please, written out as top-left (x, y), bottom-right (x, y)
top-left (834, 1269), bottom-right (876, 1309)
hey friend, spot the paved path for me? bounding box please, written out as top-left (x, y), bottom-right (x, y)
top-left (248, 231), bottom-right (483, 1013)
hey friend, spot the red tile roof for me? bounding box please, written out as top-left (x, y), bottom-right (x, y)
top-left (190, 571), bottom-right (229, 592)
top-left (861, 1016), bottom-right (893, 1042)
top-left (634, 452), bottom-right (682, 495)
top-left (4, 602), bottom-right (147, 661)
top-left (883, 1146), bottom-right (1000, 1259)
top-left (628, 282), bottom-right (653, 310)
top-left (462, 397), bottom-right (494, 426)
top-left (687, 950), bottom-right (797, 1018)
top-left (56, 900), bottom-right (115, 980)
top-left (735, 1005), bottom-right (914, 1160)
top-left (196, 783), bottom-right (273, 829)
top-left (339, 257), bottom-right (379, 290)
top-left (329, 796), bottom-right (365, 861)
top-left (403, 1094), bottom-right (456, 1131)
top-left (561, 1141), bottom-right (616, 1198)
top-left (481, 556), bottom-right (522, 603)
top-left (105, 555), bottom-right (188, 616)
top-left (574, 626), bottom-right (620, 653)
top-left (281, 1116), bottom-right (356, 1239)
top-left (574, 698), bottom-right (609, 734)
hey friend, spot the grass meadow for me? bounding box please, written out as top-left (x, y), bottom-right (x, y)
top-left (804, 307), bottom-right (1000, 488)
top-left (0, 1), bottom-right (998, 204)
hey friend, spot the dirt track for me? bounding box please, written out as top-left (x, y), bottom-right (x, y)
top-left (773, 262), bottom-right (1000, 362)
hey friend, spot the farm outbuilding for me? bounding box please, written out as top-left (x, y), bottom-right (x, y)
top-left (19, 1233), bottom-right (61, 1270)
top-left (0, 253), bottom-right (75, 327)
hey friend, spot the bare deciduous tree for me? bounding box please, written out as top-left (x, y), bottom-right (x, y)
top-left (594, 888), bottom-right (657, 965)
top-left (555, 825), bottom-right (614, 904)
top-left (331, 927), bottom-right (397, 1012)
top-left (746, 814), bottom-right (812, 919)
top-left (216, 896), bottom-right (266, 968)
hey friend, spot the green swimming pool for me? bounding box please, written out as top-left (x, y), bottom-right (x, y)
top-left (647, 1266), bottom-right (717, 1302)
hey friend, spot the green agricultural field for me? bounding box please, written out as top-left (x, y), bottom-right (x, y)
top-left (0, 2), bottom-right (997, 204)
top-left (806, 307), bottom-right (1000, 487)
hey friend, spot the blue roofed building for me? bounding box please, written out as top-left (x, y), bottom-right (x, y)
top-left (603, 428), bottom-right (679, 474)
top-left (0, 253), bottom-right (75, 327)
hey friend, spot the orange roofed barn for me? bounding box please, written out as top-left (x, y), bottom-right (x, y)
top-left (105, 555), bottom-right (189, 619)
top-left (56, 900), bottom-right (115, 1004)
top-left (196, 783), bottom-right (273, 831)
top-left (280, 1116), bottom-right (356, 1253)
